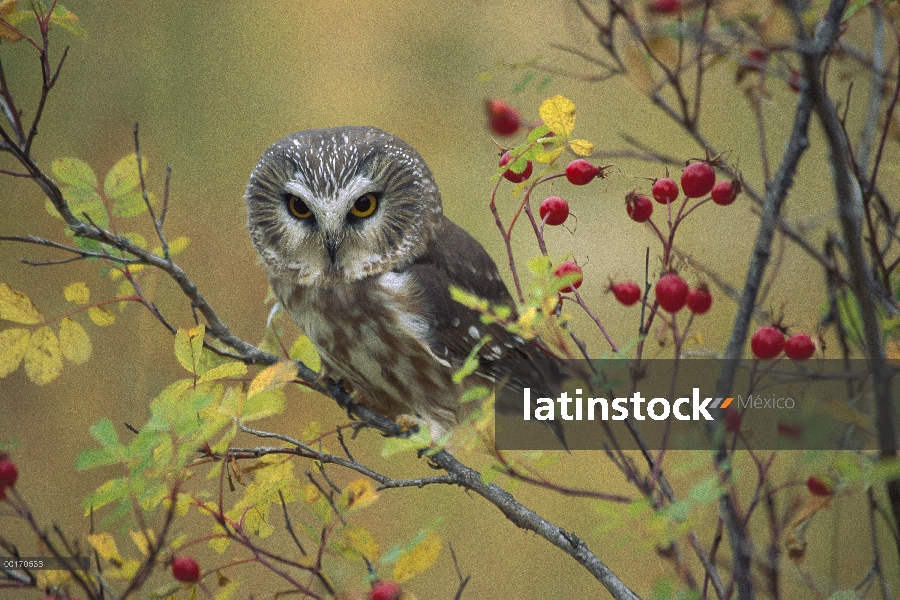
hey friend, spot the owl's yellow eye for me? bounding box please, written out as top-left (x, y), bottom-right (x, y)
top-left (349, 193), bottom-right (378, 218)
top-left (287, 195), bottom-right (313, 219)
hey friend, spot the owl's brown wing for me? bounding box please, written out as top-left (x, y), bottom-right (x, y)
top-left (406, 215), bottom-right (565, 395)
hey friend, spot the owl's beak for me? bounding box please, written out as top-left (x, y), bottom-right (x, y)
top-left (323, 236), bottom-right (340, 263)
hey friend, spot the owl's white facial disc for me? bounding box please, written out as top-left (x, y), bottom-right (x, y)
top-left (246, 126), bottom-right (443, 286)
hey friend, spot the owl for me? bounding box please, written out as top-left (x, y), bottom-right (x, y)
top-left (246, 126), bottom-right (565, 446)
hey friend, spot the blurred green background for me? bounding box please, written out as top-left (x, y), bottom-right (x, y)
top-left (0, 1), bottom-right (892, 598)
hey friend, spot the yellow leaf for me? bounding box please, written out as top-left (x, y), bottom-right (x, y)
top-left (0, 0), bottom-right (24, 43)
top-left (305, 482), bottom-right (323, 505)
top-left (59, 318), bottom-right (91, 364)
top-left (289, 335), bottom-right (321, 372)
top-left (24, 326), bottom-right (62, 384)
top-left (539, 95), bottom-right (576, 138)
top-left (248, 360), bottom-right (297, 398)
top-left (338, 525), bottom-right (380, 561)
top-left (88, 306), bottom-right (116, 326)
top-left (301, 421), bottom-right (321, 442)
top-left (88, 532), bottom-right (124, 564)
top-left (0, 283), bottom-right (43, 324)
top-left (393, 531), bottom-right (441, 583)
top-left (64, 281), bottom-right (90, 304)
top-left (129, 529), bottom-right (156, 556)
top-left (174, 324), bottom-right (205, 374)
top-left (339, 479), bottom-right (379, 512)
top-left (0, 328), bottom-right (29, 377)
top-left (569, 139), bottom-right (594, 156)
top-left (197, 360), bottom-right (247, 384)
top-left (153, 235), bottom-right (190, 257)
top-left (534, 147), bottom-right (565, 164)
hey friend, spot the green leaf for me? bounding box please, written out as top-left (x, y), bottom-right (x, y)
top-left (51, 157), bottom-right (97, 188)
top-left (76, 446), bottom-right (118, 471)
top-left (197, 360), bottom-right (247, 384)
top-left (0, 328), bottom-right (29, 377)
top-left (289, 335), bottom-right (321, 372)
top-left (527, 124), bottom-right (550, 143)
top-left (174, 325), bottom-right (205, 375)
top-left (112, 190), bottom-right (153, 218)
top-left (50, 5), bottom-right (87, 38)
top-left (104, 153), bottom-right (147, 200)
top-left (242, 389), bottom-right (286, 422)
top-left (459, 385), bottom-right (490, 404)
top-left (59, 317), bottom-right (91, 364)
top-left (90, 418), bottom-right (121, 450)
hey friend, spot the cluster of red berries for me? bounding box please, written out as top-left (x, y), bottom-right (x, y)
top-left (654, 273), bottom-right (712, 314)
top-left (0, 454), bottom-right (17, 500)
top-left (626, 163), bottom-right (740, 224)
top-left (750, 326), bottom-right (816, 360)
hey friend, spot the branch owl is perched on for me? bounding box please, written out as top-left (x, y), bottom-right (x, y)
top-left (246, 126), bottom-right (565, 445)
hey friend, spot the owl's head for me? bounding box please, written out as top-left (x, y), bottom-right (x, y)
top-left (246, 126), bottom-right (443, 286)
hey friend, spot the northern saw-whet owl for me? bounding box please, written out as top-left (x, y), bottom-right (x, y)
top-left (246, 126), bottom-right (565, 445)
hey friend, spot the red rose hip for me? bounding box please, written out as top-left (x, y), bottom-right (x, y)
top-left (171, 555), bottom-right (201, 584)
top-left (711, 179), bottom-right (739, 205)
top-left (486, 99), bottom-right (521, 136)
top-left (610, 281), bottom-right (641, 306)
top-left (648, 0), bottom-right (682, 13)
top-left (0, 454), bottom-right (17, 490)
top-left (565, 159), bottom-right (601, 185)
top-left (784, 333), bottom-right (815, 360)
top-left (651, 177), bottom-right (679, 204)
top-left (626, 192), bottom-right (653, 223)
top-left (686, 285), bottom-right (713, 314)
top-left (655, 273), bottom-right (689, 313)
top-left (751, 326), bottom-right (785, 360)
top-left (539, 196), bottom-right (570, 226)
top-left (499, 151), bottom-right (532, 183)
top-left (680, 162), bottom-right (716, 198)
top-left (371, 581), bottom-right (402, 600)
top-left (555, 261), bottom-right (584, 292)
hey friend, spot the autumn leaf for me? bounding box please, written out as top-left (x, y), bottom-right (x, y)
top-left (64, 281), bottom-right (90, 304)
top-left (196, 360), bottom-right (247, 384)
top-left (539, 95), bottom-right (576, 138)
top-left (174, 324), bottom-right (205, 374)
top-left (393, 531), bottom-right (441, 583)
top-left (336, 525), bottom-right (380, 561)
top-left (248, 360), bottom-right (297, 398)
top-left (24, 326), bottom-right (62, 384)
top-left (88, 306), bottom-right (115, 326)
top-left (59, 317), bottom-right (91, 364)
top-left (0, 0), bottom-right (26, 43)
top-left (339, 479), bottom-right (379, 512)
top-left (0, 283), bottom-right (43, 324)
top-left (0, 328), bottom-right (29, 377)
top-left (569, 139), bottom-right (594, 156)
top-left (104, 153), bottom-right (146, 200)
top-left (289, 335), bottom-right (321, 372)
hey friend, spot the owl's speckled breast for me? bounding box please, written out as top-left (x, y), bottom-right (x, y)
top-left (270, 271), bottom-right (463, 435)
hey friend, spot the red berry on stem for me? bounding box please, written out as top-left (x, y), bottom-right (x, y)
top-left (626, 192), bottom-right (653, 223)
top-left (648, 0), bottom-right (682, 13)
top-left (785, 333), bottom-right (815, 360)
top-left (371, 581), bottom-right (402, 600)
top-left (539, 196), bottom-right (570, 226)
top-left (610, 281), bottom-right (642, 306)
top-left (565, 159), bottom-right (601, 185)
top-left (724, 407), bottom-right (742, 433)
top-left (651, 177), bottom-right (679, 204)
top-left (555, 261), bottom-right (584, 292)
top-left (806, 476), bottom-right (832, 497)
top-left (711, 179), bottom-right (739, 205)
top-left (680, 162), bottom-right (716, 198)
top-left (0, 454), bottom-right (17, 490)
top-left (751, 326), bottom-right (785, 360)
top-left (686, 285), bottom-right (713, 314)
top-left (499, 151), bottom-right (532, 183)
top-left (655, 273), bottom-right (689, 313)
top-left (486, 99), bottom-right (521, 136)
top-left (171, 556), bottom-right (201, 584)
